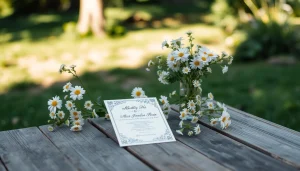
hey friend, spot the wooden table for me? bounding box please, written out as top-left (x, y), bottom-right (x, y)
top-left (1, 105), bottom-right (300, 171)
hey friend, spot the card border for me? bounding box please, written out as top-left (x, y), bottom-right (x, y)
top-left (104, 97), bottom-right (176, 147)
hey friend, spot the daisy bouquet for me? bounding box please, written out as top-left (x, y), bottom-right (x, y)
top-left (47, 65), bottom-right (109, 132)
top-left (146, 31), bottom-right (234, 136)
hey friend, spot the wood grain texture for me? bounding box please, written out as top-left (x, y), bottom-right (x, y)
top-left (89, 118), bottom-right (231, 171)
top-left (172, 105), bottom-right (300, 168)
top-left (167, 110), bottom-right (298, 171)
top-left (0, 127), bottom-right (76, 171)
top-left (39, 122), bottom-right (151, 171)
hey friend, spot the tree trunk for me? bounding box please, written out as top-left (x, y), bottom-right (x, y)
top-left (77, 0), bottom-right (105, 37)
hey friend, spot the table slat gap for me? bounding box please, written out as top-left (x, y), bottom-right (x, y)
top-left (0, 158), bottom-right (7, 171)
top-left (171, 105), bottom-right (300, 169)
top-left (167, 110), bottom-right (298, 171)
top-left (88, 119), bottom-right (162, 171)
top-left (89, 118), bottom-right (232, 171)
top-left (0, 127), bottom-right (76, 171)
top-left (39, 121), bottom-right (151, 171)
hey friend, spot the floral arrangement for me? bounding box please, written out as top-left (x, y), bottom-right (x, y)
top-left (146, 31), bottom-right (234, 136)
top-left (46, 31), bottom-right (233, 136)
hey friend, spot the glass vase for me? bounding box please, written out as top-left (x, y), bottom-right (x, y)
top-left (179, 81), bottom-right (201, 119)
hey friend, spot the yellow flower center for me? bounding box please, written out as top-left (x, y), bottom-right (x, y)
top-left (68, 103), bottom-right (72, 107)
top-left (208, 53), bottom-right (213, 56)
top-left (191, 103), bottom-right (194, 106)
top-left (51, 100), bottom-right (57, 107)
top-left (212, 121), bottom-right (217, 124)
top-left (59, 113), bottom-right (62, 117)
top-left (73, 112), bottom-right (78, 116)
top-left (222, 117), bottom-right (227, 123)
top-left (161, 100), bottom-right (165, 104)
top-left (178, 52), bottom-right (184, 57)
top-left (74, 118), bottom-right (79, 120)
top-left (170, 56), bottom-right (175, 61)
top-left (87, 103), bottom-right (90, 106)
top-left (66, 85), bottom-right (69, 89)
top-left (194, 60), bottom-right (200, 66)
top-left (201, 57), bottom-right (207, 61)
top-left (136, 91), bottom-right (141, 96)
top-left (75, 122), bottom-right (80, 125)
top-left (74, 127), bottom-right (79, 131)
top-left (51, 113), bottom-right (55, 116)
top-left (74, 90), bottom-right (81, 95)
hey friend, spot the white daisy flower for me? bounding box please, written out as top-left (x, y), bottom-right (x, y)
top-left (59, 64), bottom-right (66, 73)
top-left (207, 67), bottom-right (212, 73)
top-left (57, 111), bottom-right (65, 119)
top-left (182, 67), bottom-right (191, 74)
top-left (84, 100), bottom-right (93, 110)
top-left (219, 110), bottom-right (231, 129)
top-left (131, 87), bottom-right (145, 98)
top-left (208, 92), bottom-right (214, 100)
top-left (192, 80), bottom-right (201, 88)
top-left (70, 125), bottom-right (82, 132)
top-left (92, 109), bottom-right (99, 118)
top-left (191, 116), bottom-right (199, 123)
top-left (222, 65), bottom-right (228, 74)
top-left (187, 100), bottom-right (196, 109)
top-left (65, 119), bottom-right (70, 126)
top-left (158, 71), bottom-right (169, 84)
top-left (210, 118), bottom-right (219, 126)
top-left (194, 124), bottom-right (201, 135)
top-left (167, 52), bottom-right (176, 64)
top-left (70, 108), bottom-right (82, 121)
top-left (63, 82), bottom-right (72, 92)
top-left (48, 126), bottom-right (54, 132)
top-left (176, 130), bottom-right (183, 135)
top-left (162, 40), bottom-right (168, 49)
top-left (200, 46), bottom-right (218, 60)
top-left (146, 68), bottom-right (150, 72)
top-left (198, 53), bottom-right (210, 64)
top-left (188, 131), bottom-right (193, 136)
top-left (207, 102), bottom-right (214, 109)
top-left (65, 100), bottom-right (74, 110)
top-left (196, 110), bottom-right (203, 117)
top-left (148, 60), bottom-right (154, 67)
top-left (190, 57), bottom-right (203, 69)
top-left (70, 86), bottom-right (85, 100)
top-left (179, 120), bottom-right (183, 128)
top-left (167, 61), bottom-right (180, 72)
top-left (48, 96), bottom-right (62, 113)
top-left (196, 99), bottom-right (201, 106)
top-left (190, 108), bottom-right (196, 114)
top-left (179, 111), bottom-right (188, 120)
top-left (174, 48), bottom-right (189, 62)
top-left (73, 120), bottom-right (84, 126)
top-left (105, 114), bottom-right (110, 120)
top-left (159, 96), bottom-right (169, 105)
top-left (49, 111), bottom-right (56, 119)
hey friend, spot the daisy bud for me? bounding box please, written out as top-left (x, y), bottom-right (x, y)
top-left (48, 126), bottom-right (54, 132)
top-left (59, 64), bottom-right (66, 74)
top-left (65, 120), bottom-right (70, 126)
top-left (64, 95), bottom-right (68, 99)
top-left (146, 68), bottom-right (150, 72)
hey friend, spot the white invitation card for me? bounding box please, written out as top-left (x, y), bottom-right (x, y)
top-left (104, 98), bottom-right (176, 147)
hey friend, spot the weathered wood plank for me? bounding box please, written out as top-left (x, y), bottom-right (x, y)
top-left (39, 122), bottom-right (151, 171)
top-left (167, 110), bottom-right (298, 171)
top-left (0, 127), bottom-right (76, 171)
top-left (172, 105), bottom-right (300, 168)
top-left (90, 118), bottom-right (231, 171)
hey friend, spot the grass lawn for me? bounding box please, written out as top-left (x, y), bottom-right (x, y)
top-left (0, 5), bottom-right (300, 131)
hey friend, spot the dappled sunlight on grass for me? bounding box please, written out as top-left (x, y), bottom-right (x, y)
top-left (0, 24), bottom-right (227, 94)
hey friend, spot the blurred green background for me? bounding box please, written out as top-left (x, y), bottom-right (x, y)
top-left (0, 0), bottom-right (300, 131)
